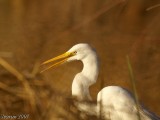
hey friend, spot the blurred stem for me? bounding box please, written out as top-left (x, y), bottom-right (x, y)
top-left (0, 57), bottom-right (35, 111)
top-left (126, 55), bottom-right (141, 120)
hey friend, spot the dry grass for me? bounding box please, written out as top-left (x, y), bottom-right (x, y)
top-left (127, 56), bottom-right (141, 120)
top-left (0, 57), bottom-right (100, 120)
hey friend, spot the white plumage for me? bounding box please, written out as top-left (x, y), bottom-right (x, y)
top-left (42, 43), bottom-right (160, 120)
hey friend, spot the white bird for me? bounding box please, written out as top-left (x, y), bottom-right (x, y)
top-left (41, 43), bottom-right (160, 120)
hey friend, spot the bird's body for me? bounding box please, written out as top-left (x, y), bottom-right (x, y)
top-left (42, 43), bottom-right (160, 120)
top-left (78, 86), bottom-right (160, 120)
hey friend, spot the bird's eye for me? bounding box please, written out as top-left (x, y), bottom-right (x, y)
top-left (74, 51), bottom-right (77, 54)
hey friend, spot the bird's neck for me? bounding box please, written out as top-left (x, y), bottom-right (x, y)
top-left (72, 53), bottom-right (99, 101)
top-left (82, 55), bottom-right (99, 84)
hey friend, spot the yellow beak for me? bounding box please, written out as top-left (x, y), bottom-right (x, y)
top-left (40, 52), bottom-right (75, 73)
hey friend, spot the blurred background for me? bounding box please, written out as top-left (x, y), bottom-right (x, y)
top-left (0, 0), bottom-right (160, 119)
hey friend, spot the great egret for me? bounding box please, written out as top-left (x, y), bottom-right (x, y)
top-left (41, 43), bottom-right (160, 120)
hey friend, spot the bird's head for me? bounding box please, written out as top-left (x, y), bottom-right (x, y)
top-left (41, 43), bottom-right (95, 72)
